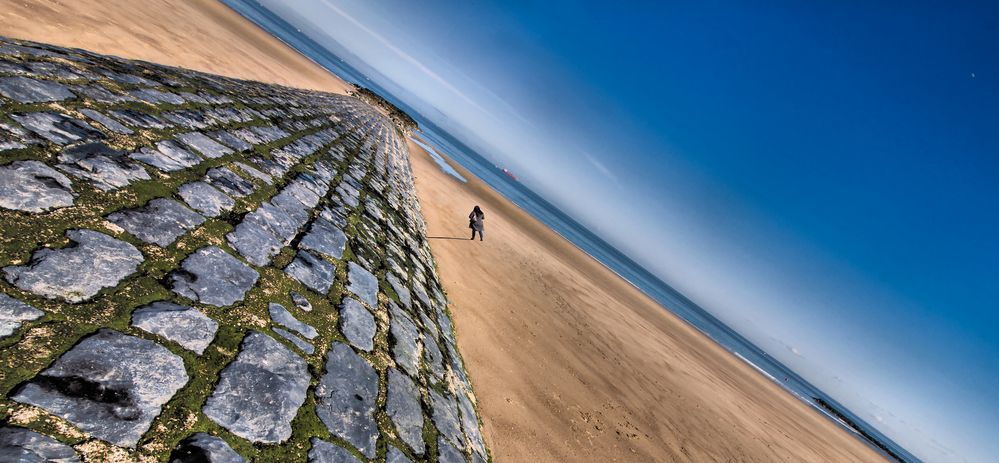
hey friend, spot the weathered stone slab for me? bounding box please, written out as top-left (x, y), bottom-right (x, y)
top-left (430, 389), bottom-right (464, 449)
top-left (205, 167), bottom-right (255, 198)
top-left (130, 88), bottom-right (185, 105)
top-left (0, 294), bottom-right (44, 339)
top-left (170, 246), bottom-right (258, 307)
top-left (273, 327), bottom-right (314, 355)
top-left (233, 161), bottom-right (273, 184)
top-left (308, 438), bottom-right (362, 463)
top-left (315, 342), bottom-right (378, 458)
top-left (177, 181), bottom-right (234, 218)
top-left (11, 329), bottom-right (189, 447)
top-left (0, 76), bottom-right (75, 103)
top-left (0, 426), bottom-right (80, 463)
top-left (423, 333), bottom-right (446, 381)
top-left (458, 392), bottom-right (487, 459)
top-left (0, 160), bottom-right (75, 212)
top-left (285, 251), bottom-right (336, 295)
top-left (78, 108), bottom-right (133, 135)
top-left (387, 368), bottom-right (425, 455)
top-left (111, 109), bottom-right (169, 129)
top-left (387, 446), bottom-right (414, 463)
top-left (176, 132), bottom-right (233, 159)
top-left (387, 273), bottom-right (411, 309)
top-left (346, 261), bottom-right (378, 307)
top-left (290, 291), bottom-right (312, 312)
top-left (3, 229), bottom-right (142, 303)
top-left (208, 130), bottom-right (252, 152)
top-left (389, 303), bottom-right (422, 377)
top-left (299, 218), bottom-right (347, 260)
top-left (108, 198), bottom-right (205, 247)
top-left (131, 302), bottom-right (218, 355)
top-left (268, 302), bottom-right (317, 339)
top-left (11, 112), bottom-right (103, 145)
top-left (130, 140), bottom-right (202, 172)
top-left (226, 220), bottom-right (283, 267)
top-left (339, 297), bottom-right (376, 352)
top-left (168, 433), bottom-right (246, 463)
top-left (437, 436), bottom-right (466, 463)
top-left (203, 331), bottom-right (309, 443)
top-left (245, 201), bottom-right (304, 243)
top-left (57, 142), bottom-right (150, 191)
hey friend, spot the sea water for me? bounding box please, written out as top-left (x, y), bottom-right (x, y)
top-left (222, 2), bottom-right (919, 461)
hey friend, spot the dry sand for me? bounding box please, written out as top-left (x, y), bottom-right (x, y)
top-left (0, 0), bottom-right (350, 94)
top-left (0, 2), bottom-right (886, 461)
top-left (409, 140), bottom-right (885, 463)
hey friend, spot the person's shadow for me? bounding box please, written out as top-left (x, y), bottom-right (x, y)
top-left (427, 236), bottom-right (470, 240)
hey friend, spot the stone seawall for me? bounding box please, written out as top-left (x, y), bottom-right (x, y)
top-left (0, 36), bottom-right (488, 463)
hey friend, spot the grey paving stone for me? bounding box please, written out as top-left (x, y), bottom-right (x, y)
top-left (130, 140), bottom-right (202, 172)
top-left (308, 438), bottom-right (362, 463)
top-left (430, 389), bottom-right (464, 449)
top-left (389, 303), bottom-right (422, 378)
top-left (205, 167), bottom-right (255, 198)
top-left (233, 161), bottom-right (273, 184)
top-left (0, 76), bottom-right (75, 102)
top-left (437, 435), bottom-right (467, 463)
top-left (131, 302), bottom-right (218, 355)
top-left (11, 329), bottom-right (189, 447)
top-left (346, 261), bottom-right (378, 307)
top-left (11, 112), bottom-right (104, 144)
top-left (246, 201), bottom-right (305, 243)
top-left (413, 282), bottom-right (432, 310)
top-left (457, 392), bottom-right (488, 459)
top-left (203, 331), bottom-right (309, 444)
top-left (423, 333), bottom-right (446, 381)
top-left (78, 108), bottom-right (133, 134)
top-left (338, 297), bottom-right (376, 352)
top-left (130, 88), bottom-right (184, 105)
top-left (226, 220), bottom-right (283, 267)
top-left (168, 433), bottom-right (246, 463)
top-left (315, 342), bottom-right (379, 458)
top-left (0, 426), bottom-right (80, 463)
top-left (71, 84), bottom-right (129, 103)
top-left (208, 130), bottom-right (252, 152)
top-left (176, 132), bottom-right (233, 159)
top-left (386, 446), bottom-right (414, 463)
top-left (57, 142), bottom-right (150, 191)
top-left (273, 327), bottom-right (314, 355)
top-left (177, 181), bottom-right (234, 218)
top-left (108, 198), bottom-right (205, 247)
top-left (268, 302), bottom-right (318, 339)
top-left (290, 290), bottom-right (312, 312)
top-left (0, 294), bottom-right (44, 338)
top-left (170, 246), bottom-right (259, 307)
top-left (285, 251), bottom-right (336, 295)
top-left (386, 368), bottom-right (425, 456)
top-left (111, 109), bottom-right (169, 129)
top-left (299, 218), bottom-right (347, 260)
top-left (0, 160), bottom-right (75, 212)
top-left (3, 229), bottom-right (143, 303)
top-left (387, 273), bottom-right (412, 309)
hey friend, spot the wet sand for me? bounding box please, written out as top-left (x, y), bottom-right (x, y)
top-left (408, 140), bottom-right (885, 463)
top-left (0, 0), bottom-right (350, 94)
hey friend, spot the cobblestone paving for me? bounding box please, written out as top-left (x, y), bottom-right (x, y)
top-left (0, 36), bottom-right (489, 463)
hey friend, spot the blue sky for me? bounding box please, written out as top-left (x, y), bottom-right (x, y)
top-left (253, 1), bottom-right (998, 461)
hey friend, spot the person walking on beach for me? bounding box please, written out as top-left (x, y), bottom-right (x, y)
top-left (469, 205), bottom-right (485, 241)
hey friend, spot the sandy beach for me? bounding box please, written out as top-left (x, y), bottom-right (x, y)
top-left (0, 2), bottom-right (885, 461)
top-left (0, 0), bottom-right (350, 94)
top-left (408, 140), bottom-right (885, 463)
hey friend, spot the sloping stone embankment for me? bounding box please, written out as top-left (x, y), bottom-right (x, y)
top-left (0, 36), bottom-right (488, 463)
